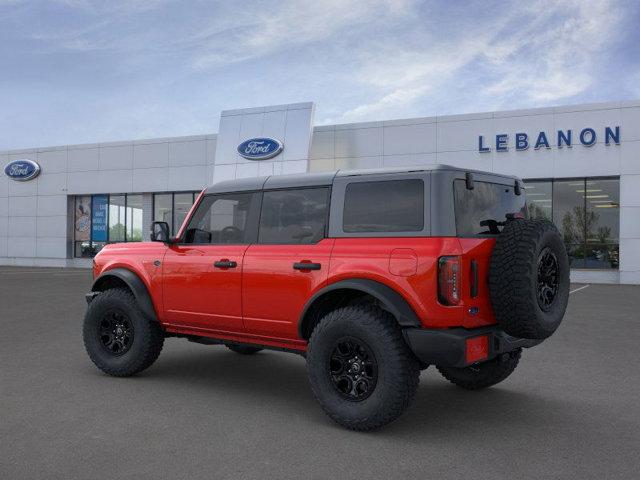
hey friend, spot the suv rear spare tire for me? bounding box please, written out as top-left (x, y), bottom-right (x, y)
top-left (489, 219), bottom-right (569, 340)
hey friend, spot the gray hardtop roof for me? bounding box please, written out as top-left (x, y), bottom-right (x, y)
top-left (203, 164), bottom-right (520, 194)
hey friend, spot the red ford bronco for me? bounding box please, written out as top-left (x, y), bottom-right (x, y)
top-left (83, 165), bottom-right (569, 430)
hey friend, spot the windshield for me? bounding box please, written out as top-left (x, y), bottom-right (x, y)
top-left (454, 179), bottom-right (526, 236)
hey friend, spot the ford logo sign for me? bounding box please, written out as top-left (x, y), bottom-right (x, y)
top-left (237, 137), bottom-right (283, 160)
top-left (4, 159), bottom-right (41, 181)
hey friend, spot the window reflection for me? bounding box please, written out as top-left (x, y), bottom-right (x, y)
top-left (585, 179), bottom-right (619, 269)
top-left (153, 192), bottom-right (198, 235)
top-left (524, 181), bottom-right (552, 221)
top-left (108, 195), bottom-right (126, 242)
top-left (74, 192), bottom-right (153, 257)
top-left (126, 195), bottom-right (143, 242)
top-left (154, 194), bottom-right (173, 234)
top-left (524, 178), bottom-right (620, 270)
top-left (174, 193), bottom-right (195, 235)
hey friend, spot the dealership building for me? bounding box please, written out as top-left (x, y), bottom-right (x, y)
top-left (1, 100), bottom-right (639, 284)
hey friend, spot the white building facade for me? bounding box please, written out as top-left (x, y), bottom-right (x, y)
top-left (1, 100), bottom-right (639, 284)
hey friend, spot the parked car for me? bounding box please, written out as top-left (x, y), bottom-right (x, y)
top-left (83, 165), bottom-right (570, 430)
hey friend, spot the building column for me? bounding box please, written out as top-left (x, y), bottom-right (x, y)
top-left (619, 173), bottom-right (640, 284)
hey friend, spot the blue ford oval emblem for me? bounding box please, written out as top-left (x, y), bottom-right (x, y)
top-left (4, 159), bottom-right (41, 181)
top-left (237, 137), bottom-right (283, 160)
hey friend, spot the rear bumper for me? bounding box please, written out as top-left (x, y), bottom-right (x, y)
top-left (403, 325), bottom-right (542, 368)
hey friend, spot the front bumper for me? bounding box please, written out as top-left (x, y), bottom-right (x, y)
top-left (403, 326), bottom-right (542, 368)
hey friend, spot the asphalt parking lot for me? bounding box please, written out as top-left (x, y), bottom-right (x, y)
top-left (1, 267), bottom-right (639, 480)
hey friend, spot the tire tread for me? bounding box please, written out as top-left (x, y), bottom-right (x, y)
top-left (307, 305), bottom-right (419, 431)
top-left (83, 288), bottom-right (164, 377)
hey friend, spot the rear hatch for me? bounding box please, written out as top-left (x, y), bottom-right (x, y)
top-left (450, 178), bottom-right (527, 327)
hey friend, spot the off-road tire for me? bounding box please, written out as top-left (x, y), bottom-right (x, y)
top-left (437, 349), bottom-right (521, 390)
top-left (489, 219), bottom-right (569, 339)
top-left (83, 288), bottom-right (164, 376)
top-left (226, 344), bottom-right (263, 355)
top-left (307, 305), bottom-right (420, 431)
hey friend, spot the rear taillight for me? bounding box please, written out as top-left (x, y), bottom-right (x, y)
top-left (438, 256), bottom-right (461, 306)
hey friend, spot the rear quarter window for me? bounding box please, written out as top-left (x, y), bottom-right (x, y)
top-left (454, 179), bottom-right (526, 236)
top-left (343, 179), bottom-right (424, 233)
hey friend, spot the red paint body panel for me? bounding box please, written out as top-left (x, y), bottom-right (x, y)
top-left (92, 242), bottom-right (167, 318)
top-left (92, 234), bottom-right (498, 350)
top-left (242, 239), bottom-right (334, 339)
top-left (162, 244), bottom-right (248, 332)
top-left (388, 248), bottom-right (418, 277)
top-left (329, 237), bottom-right (497, 329)
top-left (457, 237), bottom-right (498, 328)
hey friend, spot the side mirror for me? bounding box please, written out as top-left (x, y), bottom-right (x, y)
top-left (150, 221), bottom-right (171, 243)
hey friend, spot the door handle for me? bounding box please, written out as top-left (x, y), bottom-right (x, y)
top-left (293, 262), bottom-right (321, 271)
top-left (214, 260), bottom-right (237, 269)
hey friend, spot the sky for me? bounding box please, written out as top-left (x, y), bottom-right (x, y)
top-left (1, 0), bottom-right (639, 150)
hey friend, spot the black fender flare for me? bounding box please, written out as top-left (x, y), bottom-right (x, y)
top-left (91, 268), bottom-right (158, 322)
top-left (298, 279), bottom-right (422, 337)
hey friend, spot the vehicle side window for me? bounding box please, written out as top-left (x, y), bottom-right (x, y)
top-left (343, 179), bottom-right (424, 232)
top-left (258, 188), bottom-right (329, 244)
top-left (183, 193), bottom-right (256, 244)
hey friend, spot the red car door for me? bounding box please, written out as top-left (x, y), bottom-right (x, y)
top-left (162, 192), bottom-right (260, 333)
top-left (242, 187), bottom-right (333, 341)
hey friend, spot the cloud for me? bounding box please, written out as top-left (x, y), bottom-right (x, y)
top-left (0, 0), bottom-right (635, 149)
top-left (190, 0), bottom-right (415, 69)
top-left (334, 0), bottom-right (626, 122)
top-left (339, 85), bottom-right (429, 121)
top-left (337, 36), bottom-right (493, 121)
top-left (481, 0), bottom-right (622, 104)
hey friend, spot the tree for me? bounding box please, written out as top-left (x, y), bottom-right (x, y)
top-left (561, 205), bottom-right (598, 245)
top-left (109, 223), bottom-right (125, 242)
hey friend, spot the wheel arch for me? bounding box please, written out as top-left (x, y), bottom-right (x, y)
top-left (298, 279), bottom-right (422, 339)
top-left (92, 268), bottom-right (158, 322)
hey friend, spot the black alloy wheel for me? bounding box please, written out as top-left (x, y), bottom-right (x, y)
top-left (537, 247), bottom-right (559, 311)
top-left (329, 337), bottom-right (378, 401)
top-left (98, 309), bottom-right (134, 356)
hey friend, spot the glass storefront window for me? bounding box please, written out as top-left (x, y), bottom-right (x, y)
top-left (154, 193), bottom-right (173, 234)
top-left (524, 177), bottom-right (620, 270)
top-left (553, 180), bottom-right (586, 247)
top-left (585, 179), bottom-right (619, 269)
top-left (74, 196), bottom-right (92, 257)
top-left (524, 181), bottom-right (552, 221)
top-left (174, 193), bottom-right (195, 235)
top-left (109, 195), bottom-right (126, 242)
top-left (126, 195), bottom-right (143, 242)
top-left (152, 192), bottom-right (198, 235)
top-left (74, 192), bottom-right (154, 257)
